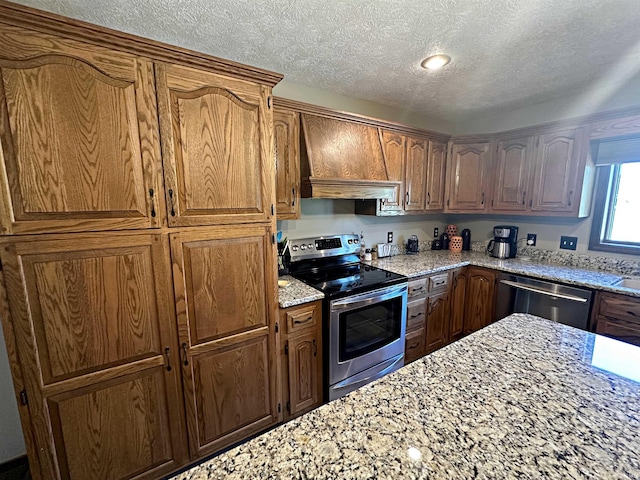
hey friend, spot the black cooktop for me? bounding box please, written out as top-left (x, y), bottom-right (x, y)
top-left (290, 256), bottom-right (407, 299)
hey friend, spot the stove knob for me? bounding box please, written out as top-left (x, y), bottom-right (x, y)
top-left (291, 245), bottom-right (298, 252)
top-left (300, 244), bottom-right (306, 250)
top-left (354, 239), bottom-right (359, 244)
top-left (308, 243), bottom-right (313, 249)
top-left (348, 239), bottom-right (353, 244)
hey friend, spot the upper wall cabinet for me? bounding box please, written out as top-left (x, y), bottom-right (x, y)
top-left (491, 135), bottom-right (535, 212)
top-left (274, 107), bottom-right (300, 219)
top-left (378, 130), bottom-right (406, 213)
top-left (156, 63), bottom-right (275, 226)
top-left (0, 25), bottom-right (164, 234)
top-left (404, 137), bottom-right (428, 212)
top-left (445, 141), bottom-right (492, 212)
top-left (425, 140), bottom-right (447, 211)
top-left (530, 127), bottom-right (587, 213)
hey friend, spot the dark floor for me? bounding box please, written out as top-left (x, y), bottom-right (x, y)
top-left (0, 457), bottom-right (30, 480)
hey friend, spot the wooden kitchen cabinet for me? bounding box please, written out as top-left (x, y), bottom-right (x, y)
top-left (404, 137), bottom-right (428, 211)
top-left (404, 277), bottom-right (428, 363)
top-left (274, 108), bottom-right (300, 219)
top-left (280, 301), bottom-right (322, 420)
top-left (425, 289), bottom-right (450, 353)
top-left (445, 141), bottom-right (493, 212)
top-left (491, 135), bottom-right (535, 212)
top-left (592, 292), bottom-right (640, 347)
top-left (425, 141), bottom-right (447, 211)
top-left (0, 233), bottom-right (187, 480)
top-left (0, 25), bottom-right (164, 235)
top-left (170, 225), bottom-right (280, 459)
top-left (156, 63), bottom-right (275, 227)
top-left (378, 130), bottom-right (406, 213)
top-left (530, 127), bottom-right (587, 213)
top-left (404, 328), bottom-right (426, 364)
top-left (464, 267), bottom-right (496, 334)
top-left (449, 267), bottom-right (468, 342)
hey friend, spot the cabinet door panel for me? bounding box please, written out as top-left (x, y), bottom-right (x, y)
top-left (449, 268), bottom-right (467, 342)
top-left (1, 233), bottom-right (186, 480)
top-left (157, 63), bottom-right (273, 226)
top-left (274, 108), bottom-right (300, 219)
top-left (464, 268), bottom-right (496, 334)
top-left (425, 141), bottom-right (446, 210)
top-left (170, 226), bottom-right (279, 458)
top-left (531, 128), bottom-right (584, 212)
top-left (287, 330), bottom-right (320, 416)
top-left (405, 137), bottom-right (427, 211)
top-left (446, 142), bottom-right (491, 212)
top-left (426, 291), bottom-right (449, 353)
top-left (379, 130), bottom-right (405, 211)
top-left (0, 26), bottom-right (162, 234)
top-left (493, 136), bottom-right (534, 211)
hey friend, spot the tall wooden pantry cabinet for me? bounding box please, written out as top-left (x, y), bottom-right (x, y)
top-left (0, 3), bottom-right (283, 480)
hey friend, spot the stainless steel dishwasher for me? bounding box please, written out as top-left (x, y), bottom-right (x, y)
top-left (495, 273), bottom-right (593, 330)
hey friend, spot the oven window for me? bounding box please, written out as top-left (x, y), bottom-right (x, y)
top-left (338, 296), bottom-right (402, 362)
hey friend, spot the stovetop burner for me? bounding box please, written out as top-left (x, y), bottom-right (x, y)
top-left (287, 234), bottom-right (407, 299)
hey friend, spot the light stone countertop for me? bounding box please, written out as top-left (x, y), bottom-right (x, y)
top-left (171, 313), bottom-right (640, 479)
top-left (277, 275), bottom-right (324, 308)
top-left (279, 250), bottom-right (640, 307)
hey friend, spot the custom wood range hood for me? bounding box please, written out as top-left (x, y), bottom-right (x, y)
top-left (299, 113), bottom-right (400, 199)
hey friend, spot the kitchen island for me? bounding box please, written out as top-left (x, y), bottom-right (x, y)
top-left (172, 314), bottom-right (640, 479)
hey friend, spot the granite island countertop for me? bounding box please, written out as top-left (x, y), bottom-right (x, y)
top-left (172, 313), bottom-right (640, 479)
top-left (279, 250), bottom-right (640, 307)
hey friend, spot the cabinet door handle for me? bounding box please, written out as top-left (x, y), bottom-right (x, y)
top-left (427, 192), bottom-right (431, 205)
top-left (406, 191), bottom-right (410, 206)
top-left (312, 338), bottom-right (317, 356)
top-left (568, 190), bottom-right (573, 206)
top-left (481, 192), bottom-right (485, 205)
top-left (182, 342), bottom-right (189, 366)
top-left (522, 191), bottom-right (526, 205)
top-left (292, 188), bottom-right (296, 207)
top-left (453, 277), bottom-right (458, 289)
top-left (164, 347), bottom-right (172, 372)
top-left (149, 189), bottom-right (156, 218)
top-left (168, 189), bottom-right (176, 217)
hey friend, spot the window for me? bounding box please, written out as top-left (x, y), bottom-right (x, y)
top-left (589, 160), bottom-right (640, 255)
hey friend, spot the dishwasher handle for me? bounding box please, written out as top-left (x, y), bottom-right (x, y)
top-left (499, 279), bottom-right (588, 303)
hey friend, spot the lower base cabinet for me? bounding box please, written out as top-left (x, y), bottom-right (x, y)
top-left (280, 301), bottom-right (323, 420)
top-left (463, 267), bottom-right (497, 334)
top-left (449, 268), bottom-right (468, 342)
top-left (593, 291), bottom-right (640, 347)
top-left (425, 290), bottom-right (450, 353)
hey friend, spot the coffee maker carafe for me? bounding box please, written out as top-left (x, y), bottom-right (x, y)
top-left (487, 225), bottom-right (518, 259)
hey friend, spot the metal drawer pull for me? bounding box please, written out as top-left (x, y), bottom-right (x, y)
top-left (627, 310), bottom-right (638, 317)
top-left (410, 311), bottom-right (424, 318)
top-left (312, 338), bottom-right (317, 356)
top-left (164, 347), bottom-right (172, 371)
top-left (499, 280), bottom-right (588, 303)
top-left (182, 342), bottom-right (189, 366)
top-left (294, 314), bottom-right (314, 325)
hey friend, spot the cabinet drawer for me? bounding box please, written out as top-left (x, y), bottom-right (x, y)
top-left (405, 328), bottom-right (425, 364)
top-left (408, 277), bottom-right (428, 298)
top-left (429, 273), bottom-right (449, 292)
top-left (598, 293), bottom-right (640, 322)
top-left (285, 303), bottom-right (318, 335)
top-left (406, 298), bottom-right (427, 331)
top-left (595, 317), bottom-right (640, 347)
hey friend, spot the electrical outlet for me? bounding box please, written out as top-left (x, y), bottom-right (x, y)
top-left (387, 231), bottom-right (393, 243)
top-left (434, 227), bottom-right (439, 238)
top-left (526, 233), bottom-right (537, 246)
top-left (560, 236), bottom-right (578, 250)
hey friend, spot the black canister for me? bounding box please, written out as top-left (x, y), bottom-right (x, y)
top-left (461, 229), bottom-right (471, 251)
top-left (440, 232), bottom-right (449, 250)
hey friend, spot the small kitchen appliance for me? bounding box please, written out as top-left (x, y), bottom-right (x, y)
top-left (406, 235), bottom-right (419, 254)
top-left (461, 229), bottom-right (471, 251)
top-left (487, 225), bottom-right (519, 259)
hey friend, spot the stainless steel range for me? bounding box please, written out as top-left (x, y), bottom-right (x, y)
top-left (288, 234), bottom-right (408, 401)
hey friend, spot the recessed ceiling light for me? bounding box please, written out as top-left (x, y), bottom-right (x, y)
top-left (421, 54), bottom-right (451, 70)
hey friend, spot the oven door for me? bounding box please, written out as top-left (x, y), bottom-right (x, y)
top-left (329, 283), bottom-right (407, 387)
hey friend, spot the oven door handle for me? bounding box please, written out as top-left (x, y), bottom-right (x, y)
top-left (499, 279), bottom-right (588, 303)
top-left (332, 354), bottom-right (404, 392)
top-left (330, 284), bottom-right (407, 312)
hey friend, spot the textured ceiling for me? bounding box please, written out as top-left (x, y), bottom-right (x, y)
top-left (11, 0), bottom-right (640, 122)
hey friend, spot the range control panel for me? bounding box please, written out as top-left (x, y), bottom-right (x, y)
top-left (289, 234), bottom-right (360, 261)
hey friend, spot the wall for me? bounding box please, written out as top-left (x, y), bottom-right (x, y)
top-left (455, 77), bottom-right (640, 134)
top-left (0, 326), bottom-right (25, 463)
top-left (278, 199), bottom-right (448, 248)
top-left (273, 80), bottom-right (454, 134)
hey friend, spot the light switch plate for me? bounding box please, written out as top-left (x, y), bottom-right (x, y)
top-left (387, 231), bottom-right (393, 243)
